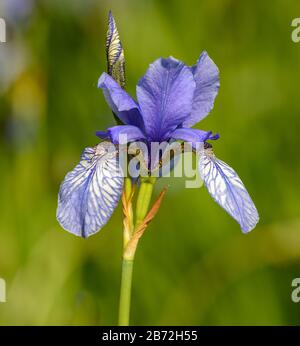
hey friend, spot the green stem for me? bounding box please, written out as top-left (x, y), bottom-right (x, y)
top-left (118, 176), bottom-right (156, 326)
top-left (118, 259), bottom-right (134, 326)
top-left (124, 177), bottom-right (132, 201)
top-left (135, 177), bottom-right (156, 228)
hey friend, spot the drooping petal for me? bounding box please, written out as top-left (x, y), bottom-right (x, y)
top-left (170, 127), bottom-right (219, 144)
top-left (136, 57), bottom-right (196, 141)
top-left (96, 125), bottom-right (146, 144)
top-left (182, 51), bottom-right (220, 127)
top-left (57, 142), bottom-right (124, 238)
top-left (198, 147), bottom-right (259, 233)
top-left (98, 72), bottom-right (144, 128)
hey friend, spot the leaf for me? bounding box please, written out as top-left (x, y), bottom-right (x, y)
top-left (124, 187), bottom-right (168, 259)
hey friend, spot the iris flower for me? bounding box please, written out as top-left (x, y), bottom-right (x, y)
top-left (56, 11), bottom-right (259, 326)
top-left (96, 53), bottom-right (220, 146)
top-left (57, 14), bottom-right (259, 239)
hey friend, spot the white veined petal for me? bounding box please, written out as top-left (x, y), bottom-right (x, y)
top-left (56, 142), bottom-right (123, 238)
top-left (199, 149), bottom-right (259, 233)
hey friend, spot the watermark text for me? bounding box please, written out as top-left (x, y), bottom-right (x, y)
top-left (0, 17), bottom-right (6, 43)
top-left (0, 278), bottom-right (6, 303)
top-left (291, 18), bottom-right (300, 43)
top-left (291, 278), bottom-right (300, 303)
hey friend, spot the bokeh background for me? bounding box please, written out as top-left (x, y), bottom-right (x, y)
top-left (0, 0), bottom-right (300, 326)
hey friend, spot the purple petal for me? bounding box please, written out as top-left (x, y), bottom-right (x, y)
top-left (182, 51), bottom-right (220, 127)
top-left (136, 57), bottom-right (196, 141)
top-left (96, 125), bottom-right (146, 144)
top-left (98, 73), bottom-right (143, 128)
top-left (198, 148), bottom-right (259, 233)
top-left (2, 0), bottom-right (33, 22)
top-left (170, 127), bottom-right (218, 144)
top-left (56, 142), bottom-right (123, 238)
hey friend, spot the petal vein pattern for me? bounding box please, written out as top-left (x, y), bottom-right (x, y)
top-left (199, 150), bottom-right (259, 233)
top-left (57, 142), bottom-right (123, 238)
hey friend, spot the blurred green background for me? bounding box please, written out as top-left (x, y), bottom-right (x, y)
top-left (0, 0), bottom-right (300, 326)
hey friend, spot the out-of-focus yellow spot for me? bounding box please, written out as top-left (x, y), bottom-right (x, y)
top-left (11, 71), bottom-right (46, 120)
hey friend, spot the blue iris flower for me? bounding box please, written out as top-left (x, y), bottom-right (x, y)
top-left (57, 51), bottom-right (259, 238)
top-left (96, 52), bottom-right (220, 146)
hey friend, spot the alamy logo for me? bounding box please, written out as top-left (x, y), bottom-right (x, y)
top-left (0, 278), bottom-right (6, 303)
top-left (291, 278), bottom-right (300, 303)
top-left (291, 18), bottom-right (300, 43)
top-left (0, 17), bottom-right (6, 43)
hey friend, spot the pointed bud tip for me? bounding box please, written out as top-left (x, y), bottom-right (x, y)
top-left (108, 10), bottom-right (116, 26)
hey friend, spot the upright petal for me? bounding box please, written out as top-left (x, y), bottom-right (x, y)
top-left (57, 142), bottom-right (123, 238)
top-left (198, 147), bottom-right (259, 233)
top-left (136, 57), bottom-right (196, 141)
top-left (182, 51), bottom-right (220, 127)
top-left (96, 125), bottom-right (146, 144)
top-left (98, 73), bottom-right (144, 128)
top-left (170, 127), bottom-right (219, 145)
